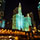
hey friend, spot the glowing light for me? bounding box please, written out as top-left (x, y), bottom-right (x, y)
top-left (2, 29), bottom-right (4, 31)
top-left (34, 27), bottom-right (36, 30)
top-left (9, 39), bottom-right (12, 40)
top-left (39, 2), bottom-right (40, 4)
top-left (38, 30), bottom-right (40, 32)
top-left (9, 36), bottom-right (12, 38)
top-left (32, 30), bottom-right (35, 34)
top-left (26, 33), bottom-right (28, 36)
top-left (15, 36), bottom-right (18, 40)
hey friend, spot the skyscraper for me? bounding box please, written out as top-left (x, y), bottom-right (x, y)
top-left (12, 3), bottom-right (32, 31)
top-left (16, 3), bottom-right (24, 30)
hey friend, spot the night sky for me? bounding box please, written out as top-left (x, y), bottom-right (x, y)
top-left (4, 0), bottom-right (39, 26)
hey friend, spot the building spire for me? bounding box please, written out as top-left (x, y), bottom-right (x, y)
top-left (18, 2), bottom-right (22, 15)
top-left (19, 2), bottom-right (21, 8)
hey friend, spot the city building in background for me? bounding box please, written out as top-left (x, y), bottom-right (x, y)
top-left (29, 12), bottom-right (36, 29)
top-left (12, 14), bottom-right (16, 29)
top-left (12, 3), bottom-right (32, 31)
top-left (0, 14), bottom-right (5, 28)
top-left (0, 0), bottom-right (6, 15)
top-left (38, 2), bottom-right (40, 19)
top-left (24, 13), bottom-right (32, 31)
top-left (0, 0), bottom-right (6, 28)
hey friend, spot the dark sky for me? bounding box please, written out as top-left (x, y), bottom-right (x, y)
top-left (4, 0), bottom-right (39, 25)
